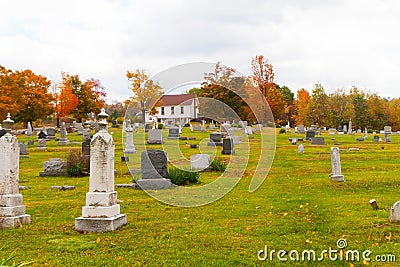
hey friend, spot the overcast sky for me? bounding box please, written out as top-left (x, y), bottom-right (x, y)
top-left (1, 0), bottom-right (399, 102)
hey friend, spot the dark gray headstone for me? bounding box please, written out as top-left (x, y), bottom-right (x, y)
top-left (208, 132), bottom-right (223, 146)
top-left (222, 138), bottom-right (234, 155)
top-left (372, 136), bottom-right (379, 142)
top-left (310, 137), bottom-right (326, 145)
top-left (306, 130), bottom-right (315, 140)
top-left (167, 127), bottom-right (180, 139)
top-left (141, 150), bottom-right (168, 179)
top-left (19, 142), bottom-right (28, 155)
top-left (27, 140), bottom-right (34, 145)
top-left (38, 131), bottom-right (47, 139)
top-left (82, 139), bottom-right (91, 157)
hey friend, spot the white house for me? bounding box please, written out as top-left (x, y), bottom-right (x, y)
top-left (149, 94), bottom-right (199, 126)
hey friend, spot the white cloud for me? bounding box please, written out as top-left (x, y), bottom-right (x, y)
top-left (1, 0), bottom-right (400, 102)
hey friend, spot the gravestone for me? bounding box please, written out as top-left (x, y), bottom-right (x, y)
top-left (82, 138), bottom-right (91, 160)
top-left (306, 130), bottom-right (315, 140)
top-left (255, 124), bottom-right (263, 132)
top-left (46, 127), bottom-right (56, 140)
top-left (298, 144), bottom-right (304, 154)
top-left (328, 128), bottom-right (336, 135)
top-left (348, 120), bottom-right (353, 135)
top-left (189, 124), bottom-right (193, 131)
top-left (76, 123), bottom-right (84, 135)
top-left (384, 126), bottom-right (392, 143)
top-left (330, 147), bottom-right (345, 182)
top-left (385, 133), bottom-right (391, 143)
top-left (220, 123), bottom-right (231, 137)
top-left (208, 132), bottom-right (223, 146)
top-left (311, 137), bottom-right (326, 145)
top-left (389, 201), bottom-right (400, 223)
top-left (291, 138), bottom-right (297, 145)
top-left (245, 126), bottom-right (253, 135)
top-left (82, 128), bottom-right (91, 141)
top-left (136, 150), bottom-right (173, 190)
top-left (209, 124), bottom-right (216, 131)
top-left (339, 125), bottom-right (344, 133)
top-left (372, 136), bottom-right (379, 142)
top-left (193, 125), bottom-right (201, 131)
top-left (221, 138), bottom-right (234, 155)
top-left (190, 154), bottom-right (210, 171)
top-left (124, 121), bottom-right (136, 154)
top-left (0, 113), bottom-right (31, 228)
top-left (310, 125), bottom-right (317, 131)
top-left (167, 126), bottom-right (180, 140)
top-left (147, 129), bottom-right (163, 144)
top-left (200, 126), bottom-right (207, 132)
top-left (58, 122), bottom-right (70, 146)
top-left (297, 125), bottom-right (305, 134)
top-left (39, 158), bottom-right (67, 177)
top-left (364, 128), bottom-right (368, 140)
top-left (27, 140), bottom-right (34, 146)
top-left (19, 142), bottom-right (28, 155)
top-left (27, 122), bottom-right (32, 136)
top-left (38, 131), bottom-right (47, 139)
top-left (75, 108), bottom-right (127, 232)
top-left (37, 138), bottom-right (47, 150)
top-left (356, 138), bottom-right (365, 142)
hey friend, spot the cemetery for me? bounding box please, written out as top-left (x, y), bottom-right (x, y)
top-left (2, 112), bottom-right (400, 265)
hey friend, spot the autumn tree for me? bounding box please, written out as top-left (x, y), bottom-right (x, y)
top-left (126, 69), bottom-right (163, 124)
top-left (308, 83), bottom-right (329, 126)
top-left (277, 85), bottom-right (295, 126)
top-left (367, 93), bottom-right (388, 130)
top-left (293, 88), bottom-right (311, 125)
top-left (388, 98), bottom-right (400, 131)
top-left (327, 89), bottom-right (354, 128)
top-left (55, 73), bottom-right (79, 119)
top-left (351, 88), bottom-right (370, 130)
top-left (250, 55), bottom-right (286, 122)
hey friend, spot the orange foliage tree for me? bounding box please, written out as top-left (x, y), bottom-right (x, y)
top-left (56, 73), bottom-right (79, 118)
top-left (293, 88), bottom-right (311, 125)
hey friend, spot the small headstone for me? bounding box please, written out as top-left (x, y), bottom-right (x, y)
top-left (311, 137), bottom-right (326, 145)
top-left (200, 126), bottom-right (207, 132)
top-left (356, 138), bottom-right (365, 142)
top-left (46, 127), bottom-right (56, 140)
top-left (190, 144), bottom-right (197, 148)
top-left (39, 158), bottom-right (67, 177)
top-left (385, 133), bottom-right (391, 143)
top-left (372, 136), bottom-right (380, 142)
top-left (231, 136), bottom-right (242, 145)
top-left (389, 201), bottom-right (400, 222)
top-left (188, 137), bottom-right (196, 140)
top-left (82, 128), bottom-right (91, 141)
top-left (384, 126), bottom-right (392, 134)
top-left (328, 128), bottom-right (336, 135)
top-left (27, 140), bottom-right (34, 146)
top-left (342, 125), bottom-right (346, 133)
top-left (348, 120), bottom-right (353, 135)
top-left (208, 132), bottom-right (223, 146)
top-left (37, 138), bottom-right (47, 150)
top-left (51, 186), bottom-right (75, 190)
top-left (167, 126), bottom-right (180, 139)
top-left (364, 128), bottom-right (369, 140)
top-left (369, 199), bottom-right (379, 210)
top-left (193, 125), bottom-right (201, 131)
top-left (306, 130), bottom-right (315, 140)
top-left (124, 121), bottom-right (136, 154)
top-left (137, 150), bottom-right (173, 190)
top-left (19, 142), bottom-right (28, 155)
top-left (221, 138), bottom-right (234, 155)
top-left (27, 122), bottom-right (33, 136)
top-left (58, 122), bottom-right (70, 146)
top-left (147, 129), bottom-right (163, 144)
top-left (209, 124), bottom-right (216, 131)
top-left (38, 131), bottom-right (47, 139)
top-left (298, 144), bottom-right (304, 154)
top-left (330, 147), bottom-right (345, 182)
top-left (349, 148), bottom-right (360, 151)
top-left (190, 154), bottom-right (210, 171)
top-left (291, 138), bottom-right (297, 145)
top-left (297, 125), bottom-right (305, 134)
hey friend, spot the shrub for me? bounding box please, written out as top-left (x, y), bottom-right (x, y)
top-left (279, 128), bottom-right (286, 134)
top-left (209, 157), bottom-right (227, 172)
top-left (66, 150), bottom-right (89, 177)
top-left (168, 166), bottom-right (199, 185)
top-left (184, 123), bottom-right (190, 127)
top-left (158, 123), bottom-right (164, 129)
top-left (368, 129), bottom-right (374, 134)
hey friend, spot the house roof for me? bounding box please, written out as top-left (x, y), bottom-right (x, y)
top-left (160, 94), bottom-right (197, 106)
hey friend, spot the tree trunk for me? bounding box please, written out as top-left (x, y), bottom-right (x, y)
top-left (142, 109), bottom-right (146, 125)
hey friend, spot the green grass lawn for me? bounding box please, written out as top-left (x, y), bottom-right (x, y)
top-left (1, 127), bottom-right (400, 266)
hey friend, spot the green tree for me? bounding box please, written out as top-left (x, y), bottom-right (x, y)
top-left (126, 69), bottom-right (163, 124)
top-left (308, 83), bottom-right (329, 126)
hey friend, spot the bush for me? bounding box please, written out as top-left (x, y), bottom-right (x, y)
top-left (209, 157), bottom-right (227, 172)
top-left (184, 123), bottom-right (190, 127)
top-left (368, 129), bottom-right (374, 134)
top-left (275, 124), bottom-right (282, 128)
top-left (168, 166), bottom-right (199, 185)
top-left (158, 123), bottom-right (164, 129)
top-left (279, 128), bottom-right (286, 134)
top-left (66, 150), bottom-right (89, 177)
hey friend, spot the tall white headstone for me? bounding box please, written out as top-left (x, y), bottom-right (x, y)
top-left (348, 120), bottom-right (353, 135)
top-left (27, 122), bottom-right (32, 136)
top-left (58, 122), bottom-right (70, 146)
top-left (0, 113), bottom-right (31, 229)
top-left (330, 147), bottom-right (345, 182)
top-left (75, 109), bottom-right (127, 232)
top-left (123, 120), bottom-right (136, 154)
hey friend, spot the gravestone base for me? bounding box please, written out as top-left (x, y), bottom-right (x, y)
top-left (75, 214), bottom-right (126, 232)
top-left (207, 142), bottom-right (223, 146)
top-left (0, 194), bottom-right (31, 228)
top-left (137, 178), bottom-right (174, 190)
top-left (389, 201), bottom-right (400, 223)
top-left (167, 135), bottom-right (180, 140)
top-left (147, 140), bottom-right (163, 144)
top-left (124, 148), bottom-right (136, 154)
top-left (58, 139), bottom-right (70, 146)
top-left (222, 149), bottom-right (235, 155)
top-left (330, 174), bottom-right (345, 182)
top-left (0, 214), bottom-right (31, 229)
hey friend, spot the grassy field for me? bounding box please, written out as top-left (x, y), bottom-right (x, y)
top-left (1, 126), bottom-right (400, 266)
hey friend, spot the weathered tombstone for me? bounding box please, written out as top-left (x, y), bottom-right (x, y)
top-left (221, 138), bottom-right (234, 155)
top-left (372, 136), bottom-right (380, 142)
top-left (310, 125), bottom-right (317, 131)
top-left (82, 139), bottom-right (91, 159)
top-left (38, 131), bottom-right (47, 139)
top-left (311, 137), bottom-right (326, 145)
top-left (190, 154), bottom-right (210, 171)
top-left (147, 129), bottom-right (163, 144)
top-left (298, 144), bottom-right (304, 154)
top-left (200, 126), bottom-right (207, 132)
top-left (37, 138), bottom-right (47, 150)
top-left (348, 120), bottom-right (353, 135)
top-left (39, 158), bottom-right (67, 177)
top-left (297, 125), bottom-right (305, 134)
top-left (208, 132), bottom-right (223, 146)
top-left (220, 123), bottom-right (230, 137)
top-left (167, 126), bottom-right (180, 140)
top-left (27, 140), bottom-right (34, 146)
top-left (46, 127), bottom-right (56, 140)
top-left (124, 121), bottom-right (136, 154)
top-left (193, 124), bottom-right (201, 131)
top-left (356, 138), bottom-right (365, 142)
top-left (136, 150), bottom-right (174, 190)
top-left (385, 134), bottom-right (391, 143)
top-left (76, 123), bottom-right (84, 135)
top-left (291, 138), bottom-right (297, 145)
top-left (82, 128), bottom-right (91, 142)
top-left (330, 147), bottom-right (345, 182)
top-left (19, 142), bottom-right (28, 155)
top-left (389, 201), bottom-right (400, 222)
top-left (306, 130), bottom-right (316, 140)
top-left (338, 125), bottom-right (344, 133)
top-left (364, 128), bottom-right (369, 140)
top-left (58, 122), bottom-right (70, 146)
top-left (75, 108), bottom-right (127, 232)
top-left (209, 123), bottom-right (216, 131)
top-left (384, 126), bottom-right (392, 134)
top-left (255, 124), bottom-right (263, 132)
top-left (27, 122), bottom-right (32, 136)
top-left (245, 126), bottom-right (253, 135)
top-left (328, 128), bottom-right (336, 135)
top-left (0, 113), bottom-right (31, 229)
top-left (384, 126), bottom-right (392, 143)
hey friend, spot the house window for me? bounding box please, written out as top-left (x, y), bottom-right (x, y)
top-left (181, 106), bottom-right (184, 114)
top-left (161, 107), bottom-right (165, 115)
top-left (171, 106), bottom-right (175, 115)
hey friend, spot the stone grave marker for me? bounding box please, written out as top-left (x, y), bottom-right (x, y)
top-left (0, 113), bottom-right (31, 229)
top-left (222, 138), bottom-right (234, 155)
top-left (311, 137), bottom-right (326, 145)
top-left (389, 201), bottom-right (400, 223)
top-left (167, 126), bottom-right (180, 140)
top-left (39, 158), bottom-right (66, 177)
top-left (297, 125), bottom-right (305, 134)
top-left (328, 128), bottom-right (336, 135)
top-left (27, 122), bottom-right (32, 136)
top-left (147, 129), bottom-right (163, 144)
top-left (136, 150), bottom-right (174, 190)
top-left (330, 147), bottom-right (345, 182)
top-left (46, 127), bottom-right (56, 140)
top-left (306, 130), bottom-right (316, 140)
top-left (208, 132), bottom-right (223, 146)
top-left (27, 140), bottom-right (34, 146)
top-left (19, 142), bottom-right (28, 157)
top-left (209, 124), bottom-right (216, 131)
top-left (348, 120), bottom-right (353, 135)
top-left (124, 121), bottom-right (136, 154)
top-left (193, 125), bottom-right (201, 131)
top-left (58, 122), bottom-right (70, 146)
top-left (298, 144), bottom-right (304, 154)
top-left (190, 154), bottom-right (210, 171)
top-left (37, 138), bottom-right (47, 150)
top-left (75, 108), bottom-right (127, 232)
top-left (82, 128), bottom-right (91, 141)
